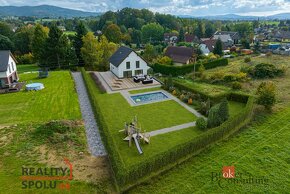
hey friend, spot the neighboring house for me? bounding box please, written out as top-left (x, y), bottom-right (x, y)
top-left (199, 39), bottom-right (217, 55)
top-left (109, 46), bottom-right (149, 78)
top-left (281, 31), bottom-right (290, 43)
top-left (212, 34), bottom-right (234, 48)
top-left (185, 33), bottom-right (200, 44)
top-left (213, 31), bottom-right (240, 44)
top-left (164, 46), bottom-right (196, 65)
top-left (164, 33), bottom-right (178, 45)
top-left (0, 50), bottom-right (19, 88)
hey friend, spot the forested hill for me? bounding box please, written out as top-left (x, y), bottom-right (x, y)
top-left (0, 5), bottom-right (101, 18)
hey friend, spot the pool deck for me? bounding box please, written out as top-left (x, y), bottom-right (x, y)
top-left (94, 71), bottom-right (161, 94)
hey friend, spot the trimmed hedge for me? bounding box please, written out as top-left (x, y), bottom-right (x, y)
top-left (81, 68), bottom-right (254, 192)
top-left (152, 58), bottom-right (228, 76)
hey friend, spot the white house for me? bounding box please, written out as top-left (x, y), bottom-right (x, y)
top-left (0, 50), bottom-right (19, 88)
top-left (109, 46), bottom-right (149, 78)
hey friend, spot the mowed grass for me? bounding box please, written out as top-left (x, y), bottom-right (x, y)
top-left (128, 107), bottom-right (290, 193)
top-left (85, 72), bottom-right (200, 166)
top-left (0, 71), bottom-right (81, 125)
top-left (17, 64), bottom-right (39, 73)
top-left (129, 86), bottom-right (162, 94)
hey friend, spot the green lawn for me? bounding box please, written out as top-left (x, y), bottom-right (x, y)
top-left (0, 71), bottom-right (81, 125)
top-left (229, 101), bottom-right (245, 118)
top-left (128, 107), bottom-right (290, 193)
top-left (17, 64), bottom-right (39, 73)
top-left (84, 71), bottom-right (201, 167)
top-left (129, 87), bottom-right (162, 94)
top-left (64, 31), bottom-right (77, 36)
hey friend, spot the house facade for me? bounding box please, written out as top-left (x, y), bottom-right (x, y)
top-left (109, 46), bottom-right (149, 78)
top-left (199, 39), bottom-right (217, 55)
top-left (164, 33), bottom-right (178, 45)
top-left (0, 50), bottom-right (19, 88)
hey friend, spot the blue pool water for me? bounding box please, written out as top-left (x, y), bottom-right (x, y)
top-left (130, 92), bottom-right (169, 104)
top-left (26, 83), bottom-right (45, 91)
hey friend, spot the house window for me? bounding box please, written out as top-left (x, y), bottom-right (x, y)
top-left (11, 62), bottom-right (14, 71)
top-left (8, 65), bottom-right (11, 74)
top-left (136, 61), bottom-right (140, 69)
top-left (126, 62), bottom-right (130, 69)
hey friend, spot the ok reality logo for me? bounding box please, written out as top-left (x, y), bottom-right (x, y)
top-left (21, 158), bottom-right (73, 190)
top-left (222, 166), bottom-right (235, 178)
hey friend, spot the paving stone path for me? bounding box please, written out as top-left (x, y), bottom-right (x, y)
top-left (148, 122), bottom-right (196, 137)
top-left (72, 72), bottom-right (106, 156)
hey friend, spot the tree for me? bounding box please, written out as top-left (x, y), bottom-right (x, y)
top-left (195, 21), bottom-right (205, 38)
top-left (205, 22), bottom-right (215, 37)
top-left (213, 38), bottom-right (223, 56)
top-left (241, 38), bottom-right (250, 49)
top-left (40, 24), bottom-right (72, 68)
top-left (13, 26), bottom-right (34, 54)
top-left (256, 81), bottom-right (276, 111)
top-left (32, 24), bottom-right (49, 62)
top-left (74, 21), bottom-right (88, 66)
top-left (179, 27), bottom-right (184, 42)
top-left (0, 22), bottom-right (13, 38)
top-left (81, 34), bottom-right (117, 71)
top-left (130, 28), bottom-right (142, 46)
top-left (141, 23), bottom-right (164, 43)
top-left (0, 35), bottom-right (14, 51)
top-left (104, 24), bottom-right (122, 43)
top-left (81, 32), bottom-right (99, 70)
top-left (157, 56), bottom-right (172, 65)
top-left (143, 44), bottom-right (157, 62)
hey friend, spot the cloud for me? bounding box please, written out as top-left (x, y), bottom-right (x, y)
top-left (1, 0), bottom-right (290, 16)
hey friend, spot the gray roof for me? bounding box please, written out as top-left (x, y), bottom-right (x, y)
top-left (0, 50), bottom-right (11, 72)
top-left (109, 46), bottom-right (133, 67)
top-left (213, 34), bottom-right (233, 43)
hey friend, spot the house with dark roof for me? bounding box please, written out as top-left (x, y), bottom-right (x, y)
top-left (213, 31), bottom-right (240, 44)
top-left (164, 46), bottom-right (196, 65)
top-left (199, 39), bottom-right (217, 55)
top-left (109, 46), bottom-right (149, 78)
top-left (0, 50), bottom-right (18, 88)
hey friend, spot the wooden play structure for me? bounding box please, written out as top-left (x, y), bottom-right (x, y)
top-left (119, 116), bottom-right (150, 154)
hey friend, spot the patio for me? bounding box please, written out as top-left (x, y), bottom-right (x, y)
top-left (93, 71), bottom-right (161, 93)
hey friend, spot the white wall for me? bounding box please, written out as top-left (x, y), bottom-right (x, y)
top-left (0, 54), bottom-right (17, 78)
top-left (199, 44), bottom-right (210, 55)
top-left (110, 51), bottom-right (149, 78)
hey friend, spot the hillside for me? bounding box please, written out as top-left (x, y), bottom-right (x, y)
top-left (0, 5), bottom-right (101, 18)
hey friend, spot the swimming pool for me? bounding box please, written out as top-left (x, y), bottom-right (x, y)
top-left (130, 92), bottom-right (169, 104)
top-left (26, 83), bottom-right (45, 91)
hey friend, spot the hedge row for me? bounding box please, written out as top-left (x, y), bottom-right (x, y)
top-left (152, 58), bottom-right (228, 76)
top-left (173, 80), bottom-right (251, 103)
top-left (81, 68), bottom-right (254, 192)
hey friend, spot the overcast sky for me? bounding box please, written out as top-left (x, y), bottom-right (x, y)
top-left (1, 0), bottom-right (290, 16)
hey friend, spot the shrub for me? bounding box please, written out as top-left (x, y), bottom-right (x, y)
top-left (199, 99), bottom-right (211, 116)
top-left (16, 53), bottom-right (35, 64)
top-left (196, 117), bottom-right (207, 130)
top-left (157, 56), bottom-right (173, 65)
top-left (244, 57), bottom-right (251, 63)
top-left (251, 63), bottom-right (285, 79)
top-left (207, 104), bottom-right (221, 128)
top-left (207, 98), bottom-right (229, 128)
top-left (188, 98), bottom-right (193, 105)
top-left (266, 52), bottom-right (272, 57)
top-left (172, 90), bottom-right (177, 95)
top-left (152, 58), bottom-right (228, 76)
top-left (256, 81), bottom-right (276, 111)
top-left (232, 81), bottom-right (242, 90)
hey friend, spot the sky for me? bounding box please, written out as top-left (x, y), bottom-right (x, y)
top-left (1, 0), bottom-right (290, 16)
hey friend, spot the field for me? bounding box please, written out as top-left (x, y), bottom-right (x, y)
top-left (0, 70), bottom-right (113, 193)
top-left (205, 55), bottom-right (290, 109)
top-left (128, 108), bottom-right (290, 193)
top-left (0, 71), bottom-right (81, 125)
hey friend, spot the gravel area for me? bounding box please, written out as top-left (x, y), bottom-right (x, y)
top-left (72, 72), bottom-right (107, 156)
